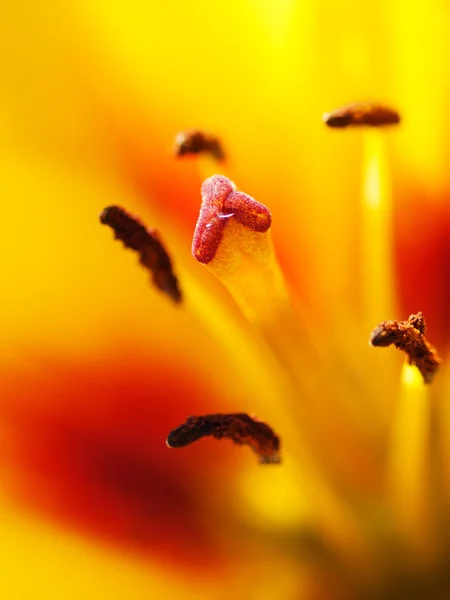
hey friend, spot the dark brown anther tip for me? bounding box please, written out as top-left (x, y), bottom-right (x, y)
top-left (100, 205), bottom-right (132, 229)
top-left (369, 312), bottom-right (442, 383)
top-left (323, 102), bottom-right (401, 128)
top-left (174, 130), bottom-right (225, 161)
top-left (166, 416), bottom-right (214, 448)
top-left (99, 206), bottom-right (112, 224)
top-left (369, 326), bottom-right (397, 347)
top-left (100, 205), bottom-right (182, 303)
top-left (166, 413), bottom-right (281, 464)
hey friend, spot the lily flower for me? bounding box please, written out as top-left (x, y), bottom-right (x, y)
top-left (2, 1), bottom-right (450, 599)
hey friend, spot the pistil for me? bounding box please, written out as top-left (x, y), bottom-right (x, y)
top-left (192, 174), bottom-right (288, 325)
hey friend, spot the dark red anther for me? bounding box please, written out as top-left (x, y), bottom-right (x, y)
top-left (369, 312), bottom-right (442, 383)
top-left (100, 206), bottom-right (182, 303)
top-left (166, 413), bottom-right (281, 464)
top-left (174, 130), bottom-right (225, 161)
top-left (323, 102), bottom-right (401, 128)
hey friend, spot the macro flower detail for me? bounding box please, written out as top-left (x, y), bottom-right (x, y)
top-left (166, 413), bottom-right (281, 464)
top-left (4, 3), bottom-right (450, 599)
top-left (370, 312), bottom-right (442, 383)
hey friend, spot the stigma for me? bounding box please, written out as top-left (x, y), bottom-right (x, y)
top-left (192, 175), bottom-right (272, 264)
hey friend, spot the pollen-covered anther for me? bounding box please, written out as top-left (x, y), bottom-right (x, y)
top-left (166, 413), bottom-right (281, 464)
top-left (369, 312), bottom-right (442, 383)
top-left (100, 205), bottom-right (182, 303)
top-left (192, 175), bottom-right (272, 264)
top-left (323, 102), bottom-right (401, 128)
top-left (174, 130), bottom-right (225, 161)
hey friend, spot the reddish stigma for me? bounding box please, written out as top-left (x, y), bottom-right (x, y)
top-left (192, 175), bottom-right (272, 264)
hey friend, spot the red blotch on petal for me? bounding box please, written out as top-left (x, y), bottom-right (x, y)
top-left (395, 191), bottom-right (450, 348)
top-left (1, 353), bottom-right (229, 576)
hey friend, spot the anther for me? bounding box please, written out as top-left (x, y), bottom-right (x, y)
top-left (369, 312), bottom-right (442, 383)
top-left (100, 205), bottom-right (182, 303)
top-left (166, 413), bottom-right (281, 464)
top-left (174, 130), bottom-right (225, 161)
top-left (323, 102), bottom-right (401, 128)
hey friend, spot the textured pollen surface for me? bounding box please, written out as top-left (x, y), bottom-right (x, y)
top-left (370, 312), bottom-right (442, 383)
top-left (100, 205), bottom-right (182, 303)
top-left (192, 175), bottom-right (272, 264)
top-left (323, 102), bottom-right (401, 128)
top-left (167, 413), bottom-right (281, 464)
top-left (174, 130), bottom-right (225, 160)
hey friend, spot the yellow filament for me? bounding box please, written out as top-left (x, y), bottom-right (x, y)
top-left (360, 129), bottom-right (399, 418)
top-left (437, 358), bottom-right (450, 510)
top-left (361, 129), bottom-right (396, 327)
top-left (387, 363), bottom-right (436, 564)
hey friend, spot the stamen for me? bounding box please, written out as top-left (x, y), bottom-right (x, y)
top-left (387, 363), bottom-right (436, 564)
top-left (166, 413), bottom-right (281, 464)
top-left (100, 205), bottom-right (182, 303)
top-left (360, 129), bottom-right (398, 332)
top-left (192, 175), bottom-right (285, 323)
top-left (322, 102), bottom-right (401, 128)
top-left (369, 312), bottom-right (442, 383)
top-left (323, 105), bottom-right (400, 328)
top-left (174, 130), bottom-right (225, 161)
